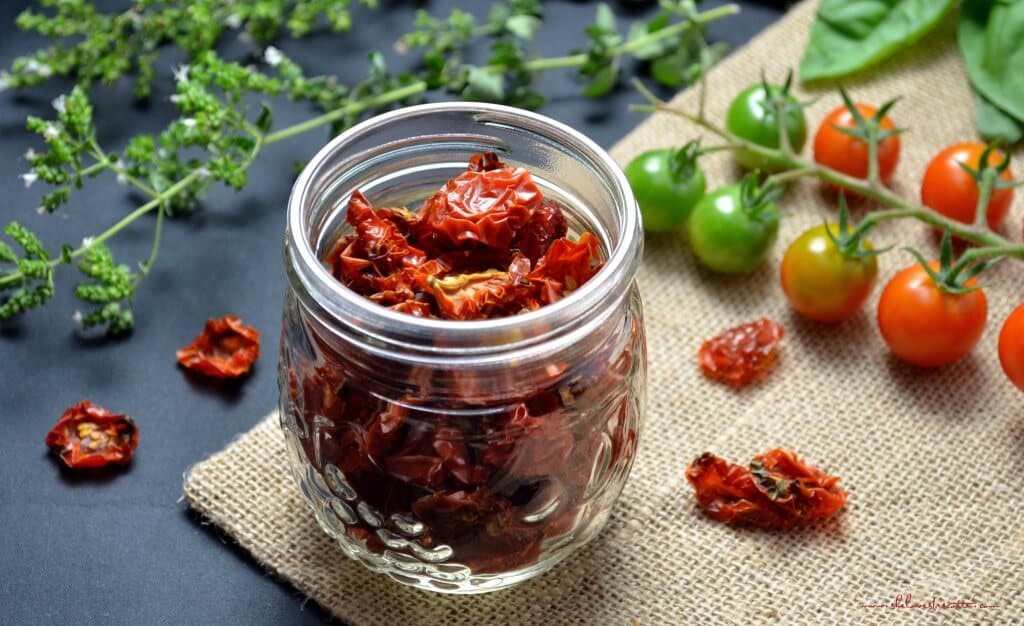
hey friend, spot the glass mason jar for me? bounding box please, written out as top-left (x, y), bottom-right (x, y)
top-left (279, 102), bottom-right (646, 594)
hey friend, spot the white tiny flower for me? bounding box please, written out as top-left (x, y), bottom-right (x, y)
top-left (51, 94), bottom-right (67, 114)
top-left (224, 13), bottom-right (242, 29)
top-left (0, 71), bottom-right (10, 92)
top-left (172, 64), bottom-right (190, 84)
top-left (36, 206), bottom-right (46, 215)
top-left (263, 46), bottom-right (284, 67)
top-left (82, 236), bottom-right (94, 247)
top-left (20, 172), bottom-right (38, 188)
top-left (24, 59), bottom-right (52, 77)
top-left (157, 148), bottom-right (168, 159)
top-left (114, 160), bottom-right (128, 185)
top-left (180, 118), bottom-right (197, 129)
top-left (72, 310), bottom-right (84, 328)
top-left (43, 123), bottom-right (61, 140)
top-left (169, 94), bottom-right (183, 104)
top-left (196, 167), bottom-right (211, 180)
top-left (23, 148), bottom-right (38, 161)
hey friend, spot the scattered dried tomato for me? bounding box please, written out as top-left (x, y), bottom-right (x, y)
top-left (698, 318), bottom-right (784, 388)
top-left (45, 400), bottom-right (139, 469)
top-left (176, 315), bottom-right (260, 379)
top-left (324, 152), bottom-right (604, 321)
top-left (685, 449), bottom-right (848, 529)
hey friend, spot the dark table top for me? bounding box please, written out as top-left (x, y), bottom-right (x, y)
top-left (0, 1), bottom-right (788, 624)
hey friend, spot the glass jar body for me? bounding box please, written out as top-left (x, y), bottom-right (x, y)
top-left (279, 287), bottom-right (645, 592)
top-left (278, 103), bottom-right (646, 593)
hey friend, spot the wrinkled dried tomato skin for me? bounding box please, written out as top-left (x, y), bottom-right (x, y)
top-left (685, 449), bottom-right (847, 529)
top-left (45, 400), bottom-right (139, 469)
top-left (176, 315), bottom-right (260, 379)
top-left (324, 152), bottom-right (602, 320)
top-left (698, 318), bottom-right (785, 388)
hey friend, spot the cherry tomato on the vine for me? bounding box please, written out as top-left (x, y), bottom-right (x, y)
top-left (921, 143), bottom-right (1015, 231)
top-left (780, 224), bottom-right (878, 323)
top-left (726, 83), bottom-right (808, 171)
top-left (999, 304), bottom-right (1024, 391)
top-left (687, 181), bottom-right (780, 274)
top-left (814, 102), bottom-right (900, 185)
top-left (625, 148), bottom-right (706, 232)
top-left (877, 262), bottom-right (988, 368)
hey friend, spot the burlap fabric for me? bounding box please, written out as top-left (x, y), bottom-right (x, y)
top-left (184, 1), bottom-right (1024, 623)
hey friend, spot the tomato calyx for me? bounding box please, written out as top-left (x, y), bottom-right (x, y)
top-left (904, 231), bottom-right (998, 296)
top-left (832, 89), bottom-right (904, 147)
top-left (830, 89), bottom-right (904, 185)
top-left (759, 69), bottom-right (806, 154)
top-left (667, 139), bottom-right (703, 183)
top-left (955, 144), bottom-right (1022, 228)
top-left (738, 171), bottom-right (785, 217)
top-left (824, 193), bottom-right (888, 261)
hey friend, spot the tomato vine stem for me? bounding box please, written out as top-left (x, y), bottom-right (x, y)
top-left (635, 82), bottom-right (1023, 266)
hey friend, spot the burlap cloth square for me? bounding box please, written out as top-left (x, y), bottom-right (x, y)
top-left (184, 1), bottom-right (1024, 623)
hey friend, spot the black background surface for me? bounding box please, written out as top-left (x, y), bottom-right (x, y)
top-left (0, 2), bottom-right (787, 624)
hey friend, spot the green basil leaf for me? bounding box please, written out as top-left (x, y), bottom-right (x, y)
top-left (800, 0), bottom-right (956, 81)
top-left (973, 90), bottom-right (1023, 144)
top-left (958, 0), bottom-right (1024, 125)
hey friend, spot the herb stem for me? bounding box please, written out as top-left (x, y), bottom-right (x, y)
top-left (87, 140), bottom-right (159, 197)
top-left (137, 203), bottom-right (165, 281)
top-left (263, 81), bottom-right (428, 144)
top-left (645, 97), bottom-right (1015, 252)
top-left (488, 4), bottom-right (740, 74)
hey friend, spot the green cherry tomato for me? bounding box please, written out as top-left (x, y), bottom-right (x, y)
top-left (625, 148), bottom-right (707, 232)
top-left (726, 84), bottom-right (807, 171)
top-left (780, 224), bottom-right (879, 323)
top-left (687, 183), bottom-right (780, 274)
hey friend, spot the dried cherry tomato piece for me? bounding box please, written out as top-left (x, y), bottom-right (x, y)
top-left (415, 162), bottom-right (542, 250)
top-left (527, 232), bottom-right (603, 303)
top-left (751, 448), bottom-right (848, 520)
top-left (698, 318), bottom-right (784, 388)
top-left (512, 199), bottom-right (569, 262)
top-left (45, 400), bottom-right (139, 470)
top-left (685, 449), bottom-right (848, 529)
top-left (176, 315), bottom-right (260, 379)
top-left (467, 151), bottom-right (506, 172)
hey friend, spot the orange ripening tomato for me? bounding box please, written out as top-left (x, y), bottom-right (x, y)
top-left (999, 304), bottom-right (1024, 391)
top-left (780, 223), bottom-right (878, 323)
top-left (814, 103), bottom-right (900, 184)
top-left (921, 143), bottom-right (1015, 231)
top-left (877, 262), bottom-right (988, 367)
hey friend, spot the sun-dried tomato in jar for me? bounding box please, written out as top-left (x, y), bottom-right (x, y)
top-left (45, 400), bottom-right (139, 470)
top-left (280, 132), bottom-right (646, 594)
top-left (323, 153), bottom-right (602, 320)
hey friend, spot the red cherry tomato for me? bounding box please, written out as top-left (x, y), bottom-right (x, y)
top-left (877, 262), bottom-right (988, 368)
top-left (999, 304), bottom-right (1024, 391)
top-left (921, 142), bottom-right (1015, 231)
top-left (814, 103), bottom-right (900, 185)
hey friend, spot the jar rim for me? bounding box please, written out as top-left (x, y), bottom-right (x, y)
top-left (286, 102), bottom-right (642, 350)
